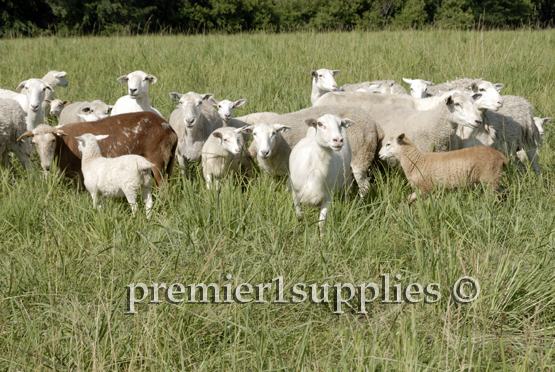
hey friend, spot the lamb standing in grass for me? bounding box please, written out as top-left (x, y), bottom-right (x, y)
top-left (289, 114), bottom-right (354, 228)
top-left (247, 123), bottom-right (291, 177)
top-left (210, 97), bottom-right (246, 126)
top-left (201, 126), bottom-right (253, 190)
top-left (534, 117), bottom-right (551, 136)
top-left (379, 133), bottom-right (508, 205)
top-left (76, 133), bottom-right (154, 218)
top-left (0, 98), bottom-right (33, 171)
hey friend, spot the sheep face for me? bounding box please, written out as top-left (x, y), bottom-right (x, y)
top-left (117, 70), bottom-right (157, 100)
top-left (378, 134), bottom-right (404, 161)
top-left (305, 114), bottom-right (355, 151)
top-left (311, 69), bottom-right (340, 93)
top-left (534, 117), bottom-right (552, 136)
top-left (403, 78), bottom-right (433, 99)
top-left (445, 92), bottom-right (483, 129)
top-left (170, 92), bottom-right (213, 128)
top-left (47, 99), bottom-right (69, 117)
top-left (250, 123), bottom-right (291, 159)
top-left (470, 81), bottom-right (503, 111)
top-left (212, 127), bottom-right (249, 155)
top-left (52, 71), bottom-right (68, 87)
top-left (17, 124), bottom-right (66, 173)
top-left (88, 100), bottom-right (113, 116)
top-left (16, 78), bottom-right (53, 112)
top-left (210, 98), bottom-right (246, 123)
top-left (75, 133), bottom-right (109, 153)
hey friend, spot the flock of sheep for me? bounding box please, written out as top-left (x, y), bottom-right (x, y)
top-left (0, 68), bottom-right (551, 225)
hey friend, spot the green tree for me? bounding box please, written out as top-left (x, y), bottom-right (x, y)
top-left (391, 0), bottom-right (427, 28)
top-left (434, 0), bottom-right (474, 28)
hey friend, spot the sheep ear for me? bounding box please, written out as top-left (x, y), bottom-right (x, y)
top-left (445, 95), bottom-right (454, 105)
top-left (17, 130), bottom-right (35, 142)
top-left (305, 118), bottom-right (317, 127)
top-left (209, 98), bottom-right (219, 106)
top-left (472, 93), bottom-right (482, 101)
top-left (544, 117), bottom-right (552, 124)
top-left (238, 125), bottom-right (253, 133)
top-left (145, 75), bottom-right (157, 84)
top-left (81, 106), bottom-right (92, 113)
top-left (341, 118), bottom-right (355, 128)
top-left (62, 100), bottom-right (70, 105)
top-left (16, 80), bottom-right (28, 91)
top-left (169, 92), bottom-right (183, 101)
top-left (234, 99), bottom-right (246, 108)
top-left (402, 78), bottom-right (413, 84)
top-left (45, 99), bottom-right (52, 104)
top-left (470, 83), bottom-right (479, 92)
top-left (56, 71), bottom-right (67, 77)
top-left (332, 70), bottom-right (341, 76)
top-left (95, 135), bottom-right (109, 141)
top-left (107, 105), bottom-right (114, 113)
top-left (212, 131), bottom-right (222, 139)
top-left (117, 75), bottom-right (129, 84)
top-left (53, 128), bottom-right (67, 136)
top-left (75, 136), bottom-right (84, 144)
top-left (397, 133), bottom-right (406, 142)
top-left (494, 83), bottom-right (504, 92)
top-left (202, 94), bottom-right (214, 101)
top-left (273, 124), bottom-right (291, 133)
top-left (310, 70), bottom-right (318, 77)
top-left (425, 81), bottom-right (434, 86)
top-left (45, 83), bottom-right (54, 91)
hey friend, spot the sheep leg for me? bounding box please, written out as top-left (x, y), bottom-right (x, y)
top-left (9, 143), bottom-right (33, 170)
top-left (206, 175), bottom-right (212, 190)
top-left (294, 197), bottom-right (303, 222)
top-left (91, 189), bottom-right (101, 211)
top-left (351, 166), bottom-right (370, 197)
top-left (177, 152), bottom-right (189, 178)
top-left (525, 148), bottom-right (541, 175)
top-left (143, 185), bottom-right (153, 220)
top-left (319, 202), bottom-right (329, 229)
top-left (1, 152), bottom-right (13, 170)
top-left (407, 192), bottom-right (417, 205)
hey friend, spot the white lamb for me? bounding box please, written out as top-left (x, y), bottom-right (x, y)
top-left (289, 114), bottom-right (354, 229)
top-left (209, 97), bottom-right (246, 126)
top-left (310, 69), bottom-right (341, 105)
top-left (0, 78), bottom-right (53, 130)
top-left (46, 99), bottom-right (70, 117)
top-left (201, 126), bottom-right (253, 190)
top-left (534, 117), bottom-right (551, 136)
top-left (58, 100), bottom-right (113, 126)
top-left (402, 78), bottom-right (434, 98)
top-left (111, 71), bottom-right (162, 118)
top-left (247, 123), bottom-right (291, 177)
top-left (75, 133), bottom-right (154, 219)
top-left (0, 98), bottom-right (33, 171)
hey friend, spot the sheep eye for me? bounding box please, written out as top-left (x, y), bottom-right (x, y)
top-left (317, 122), bottom-right (323, 127)
top-left (318, 75), bottom-right (323, 78)
top-left (224, 139), bottom-right (228, 142)
top-left (479, 88), bottom-right (485, 92)
top-left (455, 103), bottom-right (461, 107)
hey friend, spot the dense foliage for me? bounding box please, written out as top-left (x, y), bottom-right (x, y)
top-left (1, 0), bottom-right (554, 37)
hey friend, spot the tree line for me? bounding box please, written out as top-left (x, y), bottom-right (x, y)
top-left (1, 0), bottom-right (554, 37)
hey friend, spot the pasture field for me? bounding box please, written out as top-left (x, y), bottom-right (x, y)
top-left (1, 29), bottom-right (555, 371)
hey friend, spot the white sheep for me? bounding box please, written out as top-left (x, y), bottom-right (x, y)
top-left (111, 71), bottom-right (162, 118)
top-left (427, 78), bottom-right (504, 112)
top-left (310, 69), bottom-right (341, 105)
top-left (46, 99), bottom-right (70, 117)
top-left (402, 78), bottom-right (434, 98)
top-left (75, 133), bottom-right (154, 218)
top-left (77, 112), bottom-right (110, 122)
top-left (20, 71), bottom-right (68, 113)
top-left (379, 133), bottom-right (508, 204)
top-left (247, 123), bottom-right (291, 177)
top-left (0, 99), bottom-right (33, 171)
top-left (201, 126), bottom-right (253, 190)
top-left (168, 91), bottom-right (224, 177)
top-left (289, 114), bottom-right (354, 228)
top-left (209, 97), bottom-right (246, 126)
top-left (0, 78), bottom-right (53, 131)
top-left (534, 117), bottom-right (551, 136)
top-left (58, 100), bottom-right (113, 126)
top-left (247, 105), bottom-right (381, 195)
top-left (341, 80), bottom-right (407, 95)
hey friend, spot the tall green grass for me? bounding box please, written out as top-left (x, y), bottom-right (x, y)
top-left (1, 29), bottom-right (554, 371)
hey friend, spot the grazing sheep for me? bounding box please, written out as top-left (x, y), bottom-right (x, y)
top-left (247, 105), bottom-right (381, 195)
top-left (341, 80), bottom-right (407, 95)
top-left (246, 123), bottom-right (291, 177)
top-left (402, 78), bottom-right (434, 98)
top-left (46, 99), bottom-right (70, 117)
top-left (111, 70), bottom-right (162, 118)
top-left (366, 91), bottom-right (483, 154)
top-left (0, 99), bottom-right (33, 171)
top-left (0, 78), bottom-right (53, 130)
top-left (18, 112), bottom-right (177, 187)
top-left (310, 69), bottom-right (341, 105)
top-left (210, 97), bottom-right (246, 126)
top-left (379, 133), bottom-right (508, 204)
top-left (168, 91), bottom-right (225, 177)
top-left (534, 117), bottom-right (551, 136)
top-left (76, 133), bottom-right (154, 219)
top-left (289, 114), bottom-right (354, 228)
top-left (58, 100), bottom-right (113, 126)
top-left (201, 126), bottom-right (253, 190)
top-left (426, 78), bottom-right (504, 112)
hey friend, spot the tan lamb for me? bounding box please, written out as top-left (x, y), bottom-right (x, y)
top-left (379, 133), bottom-right (508, 204)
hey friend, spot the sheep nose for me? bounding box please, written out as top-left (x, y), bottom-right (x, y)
top-left (30, 104), bottom-right (39, 111)
top-left (44, 165), bottom-right (50, 171)
top-left (186, 118), bottom-right (195, 125)
top-left (129, 88), bottom-right (137, 94)
top-left (261, 150), bottom-right (269, 157)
